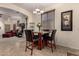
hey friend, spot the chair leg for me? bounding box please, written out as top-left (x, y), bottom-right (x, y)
top-left (25, 41), bottom-right (27, 52)
top-left (51, 41), bottom-right (53, 53)
top-left (43, 40), bottom-right (46, 48)
top-left (31, 42), bottom-right (34, 55)
top-left (31, 49), bottom-right (33, 55)
top-left (54, 44), bottom-right (56, 49)
top-left (47, 40), bottom-right (48, 47)
top-left (53, 40), bottom-right (56, 49)
top-left (25, 47), bottom-right (27, 52)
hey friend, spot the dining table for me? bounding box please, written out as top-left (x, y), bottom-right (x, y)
top-left (33, 31), bottom-right (49, 50)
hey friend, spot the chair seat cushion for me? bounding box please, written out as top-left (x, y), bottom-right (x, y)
top-left (33, 35), bottom-right (38, 39)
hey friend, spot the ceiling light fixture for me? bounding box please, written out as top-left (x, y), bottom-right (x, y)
top-left (40, 10), bottom-right (44, 13)
top-left (33, 8), bottom-right (44, 14)
top-left (35, 8), bottom-right (40, 11)
top-left (33, 11), bottom-right (37, 14)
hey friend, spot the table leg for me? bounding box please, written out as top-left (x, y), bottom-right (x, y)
top-left (38, 33), bottom-right (43, 50)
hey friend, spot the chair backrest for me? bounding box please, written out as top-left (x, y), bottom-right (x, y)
top-left (51, 30), bottom-right (57, 40)
top-left (25, 30), bottom-right (33, 42)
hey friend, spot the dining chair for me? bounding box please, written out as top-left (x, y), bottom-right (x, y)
top-left (25, 30), bottom-right (38, 55)
top-left (43, 30), bottom-right (57, 53)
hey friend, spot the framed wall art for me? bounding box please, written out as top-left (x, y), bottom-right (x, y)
top-left (29, 22), bottom-right (35, 31)
top-left (61, 10), bottom-right (73, 31)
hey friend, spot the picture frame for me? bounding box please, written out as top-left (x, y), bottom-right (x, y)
top-left (61, 10), bottom-right (73, 31)
top-left (29, 22), bottom-right (35, 31)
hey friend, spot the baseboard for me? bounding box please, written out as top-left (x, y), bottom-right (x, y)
top-left (56, 44), bottom-right (79, 51)
top-left (56, 42), bottom-right (79, 50)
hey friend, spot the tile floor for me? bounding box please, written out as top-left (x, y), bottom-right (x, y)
top-left (0, 37), bottom-right (70, 56)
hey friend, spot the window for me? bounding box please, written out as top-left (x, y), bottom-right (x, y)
top-left (41, 10), bottom-right (55, 30)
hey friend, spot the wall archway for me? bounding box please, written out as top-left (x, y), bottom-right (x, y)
top-left (0, 4), bottom-right (34, 37)
top-left (0, 4), bottom-right (33, 22)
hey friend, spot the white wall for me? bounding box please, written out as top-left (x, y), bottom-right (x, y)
top-left (44, 3), bottom-right (79, 49)
top-left (0, 18), bottom-right (4, 36)
top-left (32, 14), bottom-right (41, 32)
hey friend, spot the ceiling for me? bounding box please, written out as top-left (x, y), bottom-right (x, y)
top-left (14, 3), bottom-right (54, 13)
top-left (0, 7), bottom-right (25, 16)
